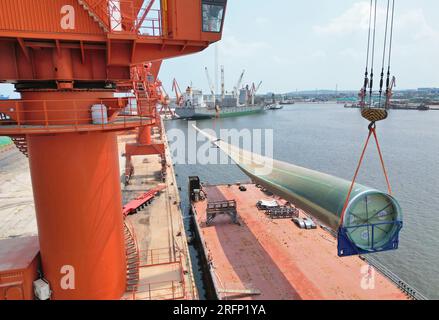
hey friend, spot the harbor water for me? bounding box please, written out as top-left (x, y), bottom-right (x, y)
top-left (166, 103), bottom-right (439, 299)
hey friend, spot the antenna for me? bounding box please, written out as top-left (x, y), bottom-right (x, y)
top-left (205, 67), bottom-right (216, 107)
top-left (215, 44), bottom-right (219, 103)
top-left (221, 65), bottom-right (225, 102)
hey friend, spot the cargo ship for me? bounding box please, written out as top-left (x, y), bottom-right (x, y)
top-left (175, 103), bottom-right (264, 119)
top-left (174, 70), bottom-right (265, 119)
top-left (174, 87), bottom-right (264, 119)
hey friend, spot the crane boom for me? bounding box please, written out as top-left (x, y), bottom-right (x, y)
top-left (250, 81), bottom-right (262, 105)
top-left (234, 70), bottom-right (245, 98)
top-left (205, 67), bottom-right (216, 106)
top-left (172, 78), bottom-right (184, 106)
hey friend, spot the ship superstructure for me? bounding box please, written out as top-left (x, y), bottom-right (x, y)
top-left (0, 0), bottom-right (227, 300)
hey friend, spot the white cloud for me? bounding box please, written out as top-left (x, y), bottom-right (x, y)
top-left (313, 1), bottom-right (386, 36)
top-left (314, 1), bottom-right (439, 43)
top-left (397, 9), bottom-right (439, 41)
top-left (219, 35), bottom-right (271, 58)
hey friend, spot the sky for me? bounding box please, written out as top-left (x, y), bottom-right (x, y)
top-left (159, 0), bottom-right (439, 94)
top-left (1, 0), bottom-right (439, 97)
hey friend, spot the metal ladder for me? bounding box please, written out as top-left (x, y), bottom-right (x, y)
top-left (10, 135), bottom-right (28, 157)
top-left (124, 222), bottom-right (140, 292)
top-left (77, 0), bottom-right (110, 32)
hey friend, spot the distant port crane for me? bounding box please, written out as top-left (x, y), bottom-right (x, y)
top-left (233, 70), bottom-right (246, 98)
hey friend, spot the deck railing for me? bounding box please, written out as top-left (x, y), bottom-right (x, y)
top-left (82, 0), bottom-right (162, 36)
top-left (136, 8), bottom-right (162, 36)
top-left (138, 247), bottom-right (181, 267)
top-left (123, 279), bottom-right (185, 300)
top-left (0, 98), bottom-right (155, 134)
top-left (123, 248), bottom-right (186, 300)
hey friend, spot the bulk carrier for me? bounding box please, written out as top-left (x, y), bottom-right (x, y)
top-left (174, 94), bottom-right (265, 120)
top-left (174, 70), bottom-right (265, 119)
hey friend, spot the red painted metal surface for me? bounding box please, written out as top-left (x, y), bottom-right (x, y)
top-left (27, 131), bottom-right (127, 299)
top-left (0, 0), bottom-right (225, 83)
top-left (0, 0), bottom-right (226, 300)
top-left (0, 0), bottom-right (104, 34)
top-left (0, 236), bottom-right (40, 300)
top-left (122, 63), bottom-right (168, 185)
top-left (122, 185), bottom-right (166, 217)
top-left (0, 94), bottom-right (157, 135)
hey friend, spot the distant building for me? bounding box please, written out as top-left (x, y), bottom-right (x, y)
top-left (336, 97), bottom-right (357, 103)
top-left (417, 88), bottom-right (439, 94)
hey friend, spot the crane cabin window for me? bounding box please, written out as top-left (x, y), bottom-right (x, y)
top-left (202, 0), bottom-right (226, 33)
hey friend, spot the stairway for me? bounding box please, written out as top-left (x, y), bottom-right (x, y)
top-left (133, 78), bottom-right (155, 117)
top-left (124, 222), bottom-right (140, 292)
top-left (77, 0), bottom-right (110, 32)
top-left (135, 81), bottom-right (149, 100)
top-left (10, 135), bottom-right (28, 157)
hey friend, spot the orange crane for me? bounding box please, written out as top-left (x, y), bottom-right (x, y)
top-left (157, 83), bottom-right (174, 118)
top-left (122, 61), bottom-right (168, 186)
top-left (0, 0), bottom-right (227, 300)
top-left (172, 78), bottom-right (184, 107)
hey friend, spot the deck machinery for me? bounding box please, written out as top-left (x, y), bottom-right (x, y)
top-left (0, 0), bottom-right (227, 299)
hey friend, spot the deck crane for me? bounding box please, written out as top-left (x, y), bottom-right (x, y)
top-left (158, 83), bottom-right (175, 118)
top-left (221, 65), bottom-right (226, 102)
top-left (250, 81), bottom-right (263, 105)
top-left (205, 67), bottom-right (216, 107)
top-left (233, 70), bottom-right (246, 98)
top-left (172, 79), bottom-right (184, 107)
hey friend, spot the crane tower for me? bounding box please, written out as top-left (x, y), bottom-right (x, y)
top-left (0, 0), bottom-right (227, 299)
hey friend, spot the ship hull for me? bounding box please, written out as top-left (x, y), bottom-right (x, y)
top-left (175, 105), bottom-right (264, 119)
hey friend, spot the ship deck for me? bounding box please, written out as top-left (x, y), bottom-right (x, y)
top-left (119, 122), bottom-right (197, 300)
top-left (192, 183), bottom-right (408, 300)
